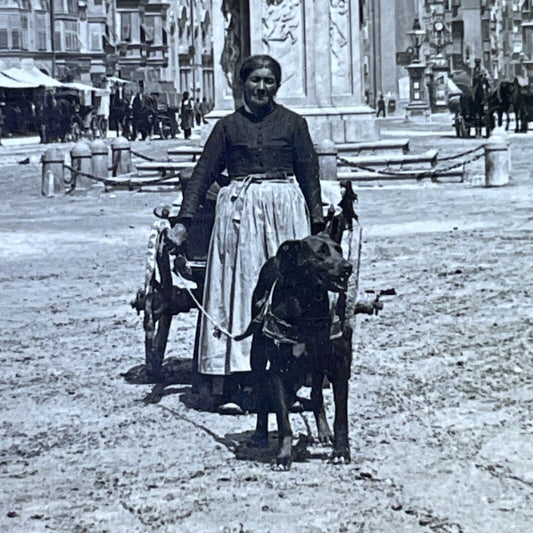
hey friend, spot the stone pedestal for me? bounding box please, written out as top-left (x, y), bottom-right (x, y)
top-left (405, 61), bottom-right (430, 116)
top-left (207, 0), bottom-right (377, 144)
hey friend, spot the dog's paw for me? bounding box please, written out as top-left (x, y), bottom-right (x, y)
top-left (271, 456), bottom-right (292, 471)
top-left (316, 430), bottom-right (333, 446)
top-left (328, 449), bottom-right (351, 465)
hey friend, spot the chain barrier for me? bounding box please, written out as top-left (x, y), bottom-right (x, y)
top-left (337, 144), bottom-right (486, 181)
top-left (437, 144), bottom-right (485, 161)
top-left (131, 149), bottom-right (156, 162)
top-left (62, 163), bottom-right (180, 188)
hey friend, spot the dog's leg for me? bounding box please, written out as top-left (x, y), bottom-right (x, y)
top-left (311, 371), bottom-right (333, 444)
top-left (248, 336), bottom-right (270, 448)
top-left (272, 372), bottom-right (293, 470)
top-left (331, 376), bottom-right (350, 464)
top-left (271, 349), bottom-right (294, 470)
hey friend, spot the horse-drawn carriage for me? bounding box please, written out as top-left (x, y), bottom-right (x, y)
top-left (452, 75), bottom-right (533, 137)
top-left (37, 84), bottom-right (109, 143)
top-left (452, 75), bottom-right (494, 138)
top-left (110, 89), bottom-right (180, 141)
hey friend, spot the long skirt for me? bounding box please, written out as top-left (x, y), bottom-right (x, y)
top-left (197, 178), bottom-right (310, 375)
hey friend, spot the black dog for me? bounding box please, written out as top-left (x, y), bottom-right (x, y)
top-left (236, 233), bottom-right (353, 469)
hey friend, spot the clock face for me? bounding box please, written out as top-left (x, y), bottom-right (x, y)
top-left (434, 21), bottom-right (444, 32)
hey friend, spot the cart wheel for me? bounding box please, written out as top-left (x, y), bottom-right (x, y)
top-left (90, 116), bottom-right (99, 138)
top-left (99, 118), bottom-right (108, 139)
top-left (70, 122), bottom-right (81, 142)
top-left (144, 220), bottom-right (173, 378)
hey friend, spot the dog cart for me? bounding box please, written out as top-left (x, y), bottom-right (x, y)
top-left (130, 176), bottom-right (365, 403)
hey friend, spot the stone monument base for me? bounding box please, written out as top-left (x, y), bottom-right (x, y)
top-left (203, 104), bottom-right (378, 145)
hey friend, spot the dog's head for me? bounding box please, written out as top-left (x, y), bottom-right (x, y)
top-left (276, 234), bottom-right (352, 292)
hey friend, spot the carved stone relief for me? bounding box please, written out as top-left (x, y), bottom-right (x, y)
top-left (329, 0), bottom-right (352, 95)
top-left (220, 0), bottom-right (242, 92)
top-left (261, 0), bottom-right (306, 98)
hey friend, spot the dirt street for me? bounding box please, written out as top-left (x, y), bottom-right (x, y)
top-left (1, 125), bottom-right (532, 533)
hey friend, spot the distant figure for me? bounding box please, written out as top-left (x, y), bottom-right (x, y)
top-left (472, 58), bottom-right (490, 89)
top-left (180, 91), bottom-right (194, 139)
top-left (199, 97), bottom-right (210, 124)
top-left (194, 98), bottom-right (202, 126)
top-left (376, 93), bottom-right (386, 117)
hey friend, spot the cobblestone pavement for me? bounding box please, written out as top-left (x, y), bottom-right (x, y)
top-left (1, 119), bottom-right (532, 532)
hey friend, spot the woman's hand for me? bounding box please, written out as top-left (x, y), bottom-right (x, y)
top-left (168, 222), bottom-right (188, 247)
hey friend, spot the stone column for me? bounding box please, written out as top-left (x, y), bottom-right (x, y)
top-left (207, 0), bottom-right (377, 143)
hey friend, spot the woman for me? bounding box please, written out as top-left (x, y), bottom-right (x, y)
top-left (169, 55), bottom-right (324, 398)
top-left (180, 91), bottom-right (194, 140)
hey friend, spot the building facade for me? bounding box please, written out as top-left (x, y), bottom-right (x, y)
top-left (0, 0), bottom-right (215, 101)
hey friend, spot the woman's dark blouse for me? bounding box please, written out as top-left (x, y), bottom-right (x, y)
top-left (177, 104), bottom-right (324, 226)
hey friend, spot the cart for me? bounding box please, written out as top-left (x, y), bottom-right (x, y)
top-left (130, 176), bottom-right (218, 378)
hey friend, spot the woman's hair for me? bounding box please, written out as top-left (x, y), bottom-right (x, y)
top-left (182, 91), bottom-right (189, 99)
top-left (239, 55), bottom-right (282, 85)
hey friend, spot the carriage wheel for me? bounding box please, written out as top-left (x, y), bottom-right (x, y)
top-left (144, 221), bottom-right (174, 377)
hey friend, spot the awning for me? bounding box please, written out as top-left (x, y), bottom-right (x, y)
top-left (0, 71), bottom-right (36, 89)
top-left (62, 81), bottom-right (99, 92)
top-left (2, 66), bottom-right (62, 88)
top-left (107, 76), bottom-right (132, 84)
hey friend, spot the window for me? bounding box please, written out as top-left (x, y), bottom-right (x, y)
top-left (21, 15), bottom-right (28, 49)
top-left (121, 13), bottom-right (132, 42)
top-left (37, 15), bottom-right (47, 51)
top-left (90, 24), bottom-right (102, 51)
top-left (482, 19), bottom-right (490, 41)
top-left (65, 21), bottom-right (79, 51)
top-left (12, 29), bottom-right (21, 49)
top-left (67, 0), bottom-right (79, 15)
top-left (53, 0), bottom-right (64, 14)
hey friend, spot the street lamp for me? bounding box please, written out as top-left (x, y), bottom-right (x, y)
top-left (407, 18), bottom-right (426, 62)
top-left (405, 18), bottom-right (429, 116)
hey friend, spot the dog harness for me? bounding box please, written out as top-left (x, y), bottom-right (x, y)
top-left (258, 280), bottom-right (343, 347)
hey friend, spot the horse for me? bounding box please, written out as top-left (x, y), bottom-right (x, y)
top-left (488, 81), bottom-right (513, 131)
top-left (459, 75), bottom-right (491, 138)
top-left (109, 91), bottom-right (131, 138)
top-left (510, 77), bottom-right (529, 133)
top-left (131, 93), bottom-right (156, 141)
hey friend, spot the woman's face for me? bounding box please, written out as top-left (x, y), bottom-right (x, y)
top-left (243, 67), bottom-right (279, 113)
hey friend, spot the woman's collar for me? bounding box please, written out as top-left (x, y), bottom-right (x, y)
top-left (241, 102), bottom-right (277, 120)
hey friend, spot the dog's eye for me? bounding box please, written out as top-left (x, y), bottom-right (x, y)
top-left (318, 243), bottom-right (330, 257)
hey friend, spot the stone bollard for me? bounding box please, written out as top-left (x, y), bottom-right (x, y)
top-left (484, 127), bottom-right (510, 187)
top-left (316, 138), bottom-right (338, 181)
top-left (70, 140), bottom-right (93, 191)
top-left (41, 147), bottom-right (64, 196)
top-left (111, 136), bottom-right (132, 176)
top-left (90, 139), bottom-right (109, 181)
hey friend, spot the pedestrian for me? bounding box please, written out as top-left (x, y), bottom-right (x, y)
top-left (194, 97), bottom-right (202, 127)
top-left (168, 54), bottom-right (324, 406)
top-left (376, 93), bottom-right (386, 117)
top-left (199, 96), bottom-right (210, 124)
top-left (131, 80), bottom-right (146, 140)
top-left (0, 101), bottom-right (4, 146)
top-left (180, 91), bottom-right (194, 139)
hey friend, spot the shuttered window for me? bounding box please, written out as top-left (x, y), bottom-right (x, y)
top-left (0, 29), bottom-right (7, 49)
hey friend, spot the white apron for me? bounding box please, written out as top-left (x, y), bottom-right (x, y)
top-left (197, 176), bottom-right (310, 375)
